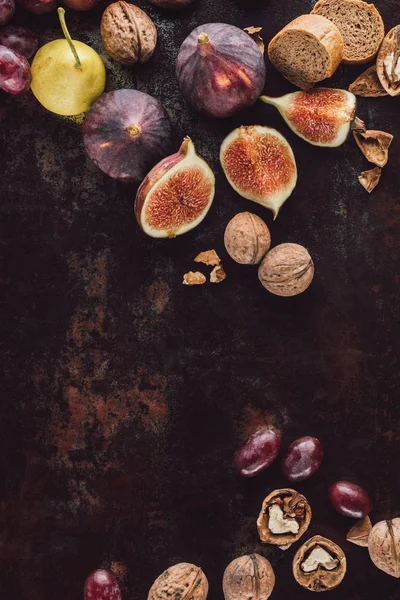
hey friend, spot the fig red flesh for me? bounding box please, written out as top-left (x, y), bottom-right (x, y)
top-left (234, 429), bottom-right (281, 477)
top-left (83, 90), bottom-right (172, 183)
top-left (176, 23), bottom-right (265, 118)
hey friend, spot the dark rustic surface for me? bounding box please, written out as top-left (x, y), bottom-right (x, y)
top-left (1, 0), bottom-right (400, 598)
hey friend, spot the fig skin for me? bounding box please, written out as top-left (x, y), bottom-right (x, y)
top-left (176, 23), bottom-right (265, 118)
top-left (260, 88), bottom-right (356, 147)
top-left (135, 137), bottom-right (215, 238)
top-left (83, 89), bottom-right (172, 183)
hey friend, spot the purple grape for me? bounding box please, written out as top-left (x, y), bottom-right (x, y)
top-left (0, 26), bottom-right (38, 59)
top-left (329, 480), bottom-right (373, 519)
top-left (84, 570), bottom-right (121, 600)
top-left (281, 436), bottom-right (323, 482)
top-left (234, 428), bottom-right (281, 477)
top-left (0, 0), bottom-right (15, 25)
top-left (16, 0), bottom-right (56, 14)
top-left (0, 45), bottom-right (31, 94)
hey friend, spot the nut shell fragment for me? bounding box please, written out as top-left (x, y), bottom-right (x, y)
top-left (224, 212), bottom-right (271, 265)
top-left (347, 516), bottom-right (372, 547)
top-left (244, 27), bottom-right (265, 55)
top-left (100, 1), bottom-right (157, 66)
top-left (368, 518), bottom-right (400, 578)
top-left (377, 26), bottom-right (400, 96)
top-left (349, 65), bottom-right (388, 97)
top-left (223, 554), bottom-right (275, 600)
top-left (210, 265), bottom-right (226, 283)
top-left (148, 563), bottom-right (209, 600)
top-left (183, 272), bottom-right (206, 285)
top-left (358, 167), bottom-right (382, 193)
top-left (257, 488), bottom-right (312, 546)
top-left (194, 250), bottom-right (221, 266)
top-left (258, 243), bottom-right (314, 297)
top-left (293, 535), bottom-right (346, 592)
top-left (353, 129), bottom-right (393, 168)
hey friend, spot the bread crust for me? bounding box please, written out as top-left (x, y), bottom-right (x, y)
top-left (312, 0), bottom-right (384, 65)
top-left (376, 26), bottom-right (400, 97)
top-left (268, 14), bottom-right (344, 89)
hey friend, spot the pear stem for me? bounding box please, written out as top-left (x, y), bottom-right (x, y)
top-left (58, 7), bottom-right (82, 70)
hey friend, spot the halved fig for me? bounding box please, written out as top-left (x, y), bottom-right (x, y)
top-left (83, 89), bottom-right (172, 183)
top-left (260, 88), bottom-right (356, 148)
top-left (257, 488), bottom-right (312, 547)
top-left (220, 126), bottom-right (297, 219)
top-left (135, 137), bottom-right (215, 238)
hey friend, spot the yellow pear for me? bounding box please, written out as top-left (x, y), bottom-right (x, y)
top-left (31, 8), bottom-right (106, 116)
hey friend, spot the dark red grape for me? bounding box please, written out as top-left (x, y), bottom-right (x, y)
top-left (0, 26), bottom-right (38, 59)
top-left (0, 0), bottom-right (15, 25)
top-left (16, 0), bottom-right (56, 14)
top-left (329, 480), bottom-right (373, 519)
top-left (63, 0), bottom-right (99, 10)
top-left (0, 45), bottom-right (31, 94)
top-left (84, 570), bottom-right (121, 600)
top-left (234, 428), bottom-right (281, 477)
top-left (281, 436), bottom-right (323, 482)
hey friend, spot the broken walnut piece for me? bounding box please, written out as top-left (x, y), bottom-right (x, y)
top-left (349, 65), bottom-right (388, 97)
top-left (347, 516), bottom-right (372, 547)
top-left (183, 271), bottom-right (206, 286)
top-left (210, 265), bottom-right (226, 283)
top-left (194, 250), bottom-right (221, 267)
top-left (377, 25), bottom-right (400, 96)
top-left (244, 27), bottom-right (265, 55)
top-left (293, 535), bottom-right (346, 592)
top-left (351, 116), bottom-right (366, 132)
top-left (358, 167), bottom-right (382, 193)
top-left (353, 129), bottom-right (393, 167)
top-left (257, 488), bottom-right (311, 547)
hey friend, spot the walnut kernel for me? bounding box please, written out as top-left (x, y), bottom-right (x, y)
top-left (194, 250), bottom-right (221, 267)
top-left (210, 265), bottom-right (226, 283)
top-left (183, 272), bottom-right (206, 286)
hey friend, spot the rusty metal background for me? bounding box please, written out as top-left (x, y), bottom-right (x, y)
top-left (1, 0), bottom-right (400, 598)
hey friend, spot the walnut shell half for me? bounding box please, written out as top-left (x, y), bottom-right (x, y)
top-left (223, 554), bottom-right (275, 600)
top-left (101, 1), bottom-right (157, 66)
top-left (368, 518), bottom-right (400, 578)
top-left (257, 488), bottom-right (312, 547)
top-left (293, 535), bottom-right (346, 592)
top-left (148, 563), bottom-right (209, 600)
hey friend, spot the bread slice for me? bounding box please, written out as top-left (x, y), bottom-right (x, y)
top-left (311, 0), bottom-right (384, 64)
top-left (268, 15), bottom-right (344, 90)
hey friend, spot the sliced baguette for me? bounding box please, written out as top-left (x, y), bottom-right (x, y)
top-left (268, 14), bottom-right (344, 90)
top-left (312, 0), bottom-right (384, 64)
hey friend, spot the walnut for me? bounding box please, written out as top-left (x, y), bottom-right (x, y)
top-left (377, 26), bottom-right (400, 96)
top-left (358, 167), bottom-right (382, 193)
top-left (368, 518), bottom-right (400, 578)
top-left (183, 272), bottom-right (206, 286)
top-left (257, 488), bottom-right (312, 547)
top-left (210, 265), bottom-right (226, 283)
top-left (100, 1), bottom-right (157, 66)
top-left (223, 554), bottom-right (275, 600)
top-left (148, 563), bottom-right (209, 600)
top-left (224, 212), bottom-right (271, 265)
top-left (353, 129), bottom-right (393, 168)
top-left (347, 516), bottom-right (372, 547)
top-left (258, 243), bottom-right (314, 297)
top-left (349, 65), bottom-right (388, 97)
top-left (293, 536), bottom-right (346, 592)
top-left (194, 250), bottom-right (221, 267)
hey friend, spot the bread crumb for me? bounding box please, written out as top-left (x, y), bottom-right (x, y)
top-left (358, 167), bottom-right (382, 193)
top-left (194, 250), bottom-right (221, 266)
top-left (210, 265), bottom-right (226, 283)
top-left (183, 271), bottom-right (206, 286)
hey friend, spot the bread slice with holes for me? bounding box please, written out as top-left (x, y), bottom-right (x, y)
top-left (312, 0), bottom-right (384, 64)
top-left (268, 14), bottom-right (344, 90)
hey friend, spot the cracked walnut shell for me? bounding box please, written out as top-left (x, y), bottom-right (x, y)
top-left (368, 518), bottom-right (400, 578)
top-left (293, 535), bottom-right (346, 592)
top-left (101, 1), bottom-right (157, 66)
top-left (353, 129), bottom-right (393, 168)
top-left (257, 488), bottom-right (312, 547)
top-left (258, 243), bottom-right (314, 297)
top-left (148, 563), bottom-right (209, 600)
top-left (223, 554), bottom-right (275, 600)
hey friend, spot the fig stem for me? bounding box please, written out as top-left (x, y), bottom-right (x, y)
top-left (58, 7), bottom-right (82, 70)
top-left (127, 125), bottom-right (140, 137)
top-left (259, 95), bottom-right (280, 108)
top-left (198, 32), bottom-right (210, 44)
